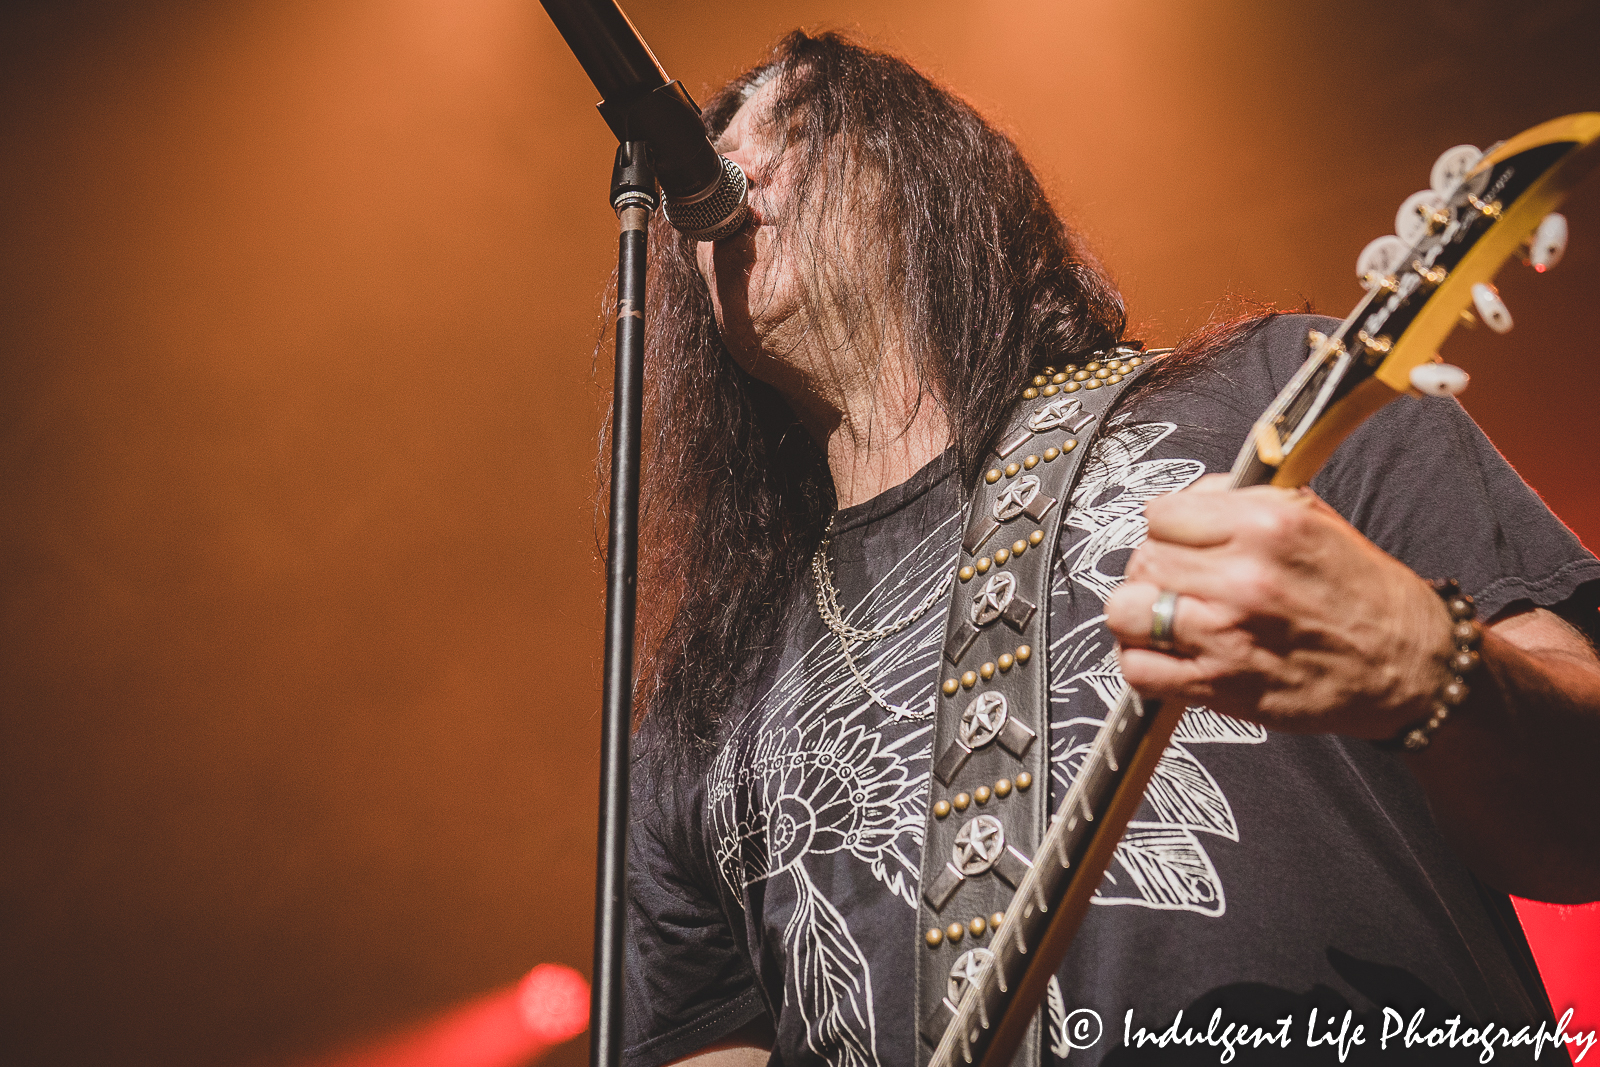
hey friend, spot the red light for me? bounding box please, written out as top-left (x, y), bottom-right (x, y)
top-left (518, 963), bottom-right (591, 1044)
top-left (289, 964), bottom-right (590, 1067)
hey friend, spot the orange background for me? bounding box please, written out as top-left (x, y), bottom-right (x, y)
top-left (2, 2), bottom-right (1596, 1066)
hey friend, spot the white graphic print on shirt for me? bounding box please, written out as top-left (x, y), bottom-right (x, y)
top-left (706, 422), bottom-right (1265, 1067)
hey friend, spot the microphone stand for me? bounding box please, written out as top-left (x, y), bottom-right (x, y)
top-left (540, 5), bottom-right (746, 1065)
top-left (591, 140), bottom-right (656, 1067)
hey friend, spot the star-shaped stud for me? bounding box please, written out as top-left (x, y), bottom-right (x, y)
top-left (971, 572), bottom-right (1016, 627)
top-left (993, 475), bottom-right (1041, 523)
top-left (1026, 395), bottom-right (1096, 434)
top-left (952, 814), bottom-right (1006, 875)
top-left (946, 948), bottom-right (996, 1003)
top-left (960, 692), bottom-right (1009, 749)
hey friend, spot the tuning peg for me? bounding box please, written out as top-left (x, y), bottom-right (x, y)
top-left (1526, 213), bottom-right (1568, 272)
top-left (1430, 145), bottom-right (1483, 195)
top-left (1470, 282), bottom-right (1513, 334)
top-left (1410, 363), bottom-right (1471, 397)
top-left (1397, 190), bottom-right (1451, 245)
top-left (1357, 235), bottom-right (1409, 289)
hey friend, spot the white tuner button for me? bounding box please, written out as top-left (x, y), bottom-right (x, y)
top-left (1470, 281), bottom-right (1513, 334)
top-left (1528, 213), bottom-right (1568, 272)
top-left (1356, 235), bottom-right (1409, 287)
top-left (1396, 190), bottom-right (1450, 245)
top-left (1430, 145), bottom-right (1483, 195)
top-left (1410, 363), bottom-right (1471, 397)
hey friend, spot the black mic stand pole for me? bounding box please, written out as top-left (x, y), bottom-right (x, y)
top-left (537, 7), bottom-right (747, 1066)
top-left (593, 141), bottom-right (656, 1067)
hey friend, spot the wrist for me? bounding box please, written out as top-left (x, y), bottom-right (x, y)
top-left (1374, 579), bottom-right (1483, 752)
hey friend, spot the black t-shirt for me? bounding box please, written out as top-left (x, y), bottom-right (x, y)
top-left (622, 315), bottom-right (1600, 1067)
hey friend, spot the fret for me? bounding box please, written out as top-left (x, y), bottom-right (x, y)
top-left (929, 114), bottom-right (1600, 1067)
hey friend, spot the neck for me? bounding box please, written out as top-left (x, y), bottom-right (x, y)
top-left (782, 342), bottom-right (951, 511)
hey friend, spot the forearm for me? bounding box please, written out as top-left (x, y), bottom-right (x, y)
top-left (1405, 608), bottom-right (1600, 903)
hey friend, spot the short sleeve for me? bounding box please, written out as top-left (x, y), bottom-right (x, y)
top-left (622, 743), bottom-right (766, 1067)
top-left (1310, 382), bottom-right (1600, 626)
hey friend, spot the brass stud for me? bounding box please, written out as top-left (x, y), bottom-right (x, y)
top-left (968, 916), bottom-right (988, 937)
top-left (974, 785), bottom-right (992, 804)
top-left (1109, 374), bottom-right (1123, 384)
top-left (976, 557), bottom-right (991, 574)
top-left (1050, 372), bottom-right (1068, 384)
top-left (1107, 358), bottom-right (1122, 370)
top-left (1129, 356), bottom-right (1143, 366)
top-left (1012, 539), bottom-right (1028, 556)
top-left (1023, 454), bottom-right (1039, 470)
top-left (1094, 368), bottom-right (1110, 379)
top-left (926, 927), bottom-right (945, 946)
top-left (980, 661), bottom-right (996, 681)
top-left (1028, 530), bottom-right (1044, 546)
top-left (942, 678), bottom-right (960, 696)
top-left (997, 652), bottom-right (1015, 672)
top-left (993, 548), bottom-right (1010, 565)
top-left (985, 468), bottom-right (1001, 484)
top-left (1063, 381), bottom-right (1081, 392)
top-left (1086, 361), bottom-right (1101, 371)
top-left (1016, 771), bottom-right (1033, 791)
top-left (1043, 446), bottom-right (1060, 461)
top-left (1015, 644), bottom-right (1032, 663)
top-left (959, 565), bottom-right (975, 582)
top-left (1041, 366), bottom-right (1056, 375)
top-left (1086, 379), bottom-right (1102, 389)
top-left (953, 792), bottom-right (971, 811)
top-left (960, 671), bottom-right (978, 689)
top-left (946, 922), bottom-right (965, 943)
top-left (1023, 387), bottom-right (1039, 400)
top-left (933, 799), bottom-right (952, 819)
top-left (1004, 462), bottom-right (1020, 477)
top-left (1041, 384), bottom-right (1059, 397)
top-left (993, 777), bottom-right (1012, 798)
top-left (991, 911), bottom-right (1006, 928)
top-left (1031, 375), bottom-right (1047, 387)
top-left (1072, 370), bottom-right (1090, 382)
top-left (1062, 439), bottom-right (1077, 453)
top-left (1063, 364), bottom-right (1077, 374)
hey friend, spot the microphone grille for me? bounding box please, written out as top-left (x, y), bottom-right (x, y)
top-left (663, 156), bottom-right (750, 241)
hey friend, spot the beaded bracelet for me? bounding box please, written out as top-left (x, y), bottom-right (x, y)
top-left (1375, 579), bottom-right (1482, 752)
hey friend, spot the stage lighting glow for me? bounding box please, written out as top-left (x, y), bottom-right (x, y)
top-left (518, 963), bottom-right (590, 1044)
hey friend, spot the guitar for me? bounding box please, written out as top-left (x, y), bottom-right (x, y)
top-left (930, 111), bottom-right (1600, 1067)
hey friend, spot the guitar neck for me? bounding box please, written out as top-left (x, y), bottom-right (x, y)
top-left (934, 109), bottom-right (1600, 1067)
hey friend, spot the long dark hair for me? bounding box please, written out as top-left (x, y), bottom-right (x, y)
top-left (634, 31), bottom-right (1131, 761)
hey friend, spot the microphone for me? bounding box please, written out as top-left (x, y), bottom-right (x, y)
top-left (540, 0), bottom-right (750, 240)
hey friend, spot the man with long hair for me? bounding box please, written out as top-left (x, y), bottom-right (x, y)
top-left (622, 31), bottom-right (1600, 1067)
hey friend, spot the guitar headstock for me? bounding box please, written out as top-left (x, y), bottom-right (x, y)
top-left (1240, 113), bottom-right (1600, 489)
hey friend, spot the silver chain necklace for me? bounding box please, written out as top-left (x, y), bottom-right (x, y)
top-left (810, 519), bottom-right (957, 723)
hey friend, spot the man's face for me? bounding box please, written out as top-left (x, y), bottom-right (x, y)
top-left (695, 78), bottom-right (807, 387)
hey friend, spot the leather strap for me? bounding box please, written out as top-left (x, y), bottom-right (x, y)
top-left (914, 349), bottom-right (1150, 1067)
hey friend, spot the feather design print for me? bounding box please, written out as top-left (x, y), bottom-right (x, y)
top-left (707, 509), bottom-right (962, 1067)
top-left (1049, 421), bottom-right (1265, 918)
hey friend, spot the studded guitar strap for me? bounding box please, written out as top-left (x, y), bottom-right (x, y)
top-left (915, 347), bottom-right (1155, 1067)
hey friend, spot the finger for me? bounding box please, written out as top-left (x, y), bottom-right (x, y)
top-left (1105, 581), bottom-right (1233, 653)
top-left (1115, 646), bottom-right (1215, 701)
top-left (1187, 472), bottom-right (1234, 494)
top-left (1104, 581), bottom-right (1166, 649)
top-left (1126, 539), bottom-right (1281, 610)
top-left (1144, 483), bottom-right (1314, 548)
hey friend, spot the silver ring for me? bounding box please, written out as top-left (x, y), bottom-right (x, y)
top-left (1149, 590), bottom-right (1180, 651)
